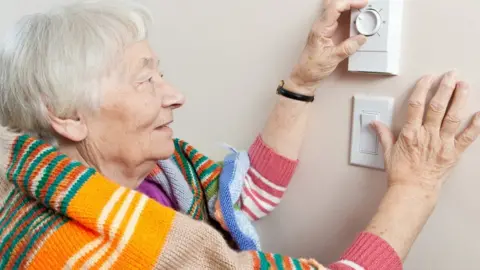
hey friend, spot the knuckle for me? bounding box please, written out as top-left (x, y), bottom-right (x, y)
top-left (444, 114), bottom-right (461, 124)
top-left (429, 101), bottom-right (446, 113)
top-left (400, 129), bottom-right (416, 143)
top-left (461, 133), bottom-right (477, 145)
top-left (342, 43), bottom-right (355, 57)
top-left (408, 99), bottom-right (424, 109)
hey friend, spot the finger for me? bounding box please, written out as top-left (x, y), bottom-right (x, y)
top-left (440, 81), bottom-right (469, 139)
top-left (371, 121), bottom-right (395, 154)
top-left (315, 0), bottom-right (368, 34)
top-left (405, 75), bottom-right (435, 128)
top-left (424, 71), bottom-right (458, 129)
top-left (455, 112), bottom-right (480, 153)
top-left (334, 35), bottom-right (367, 60)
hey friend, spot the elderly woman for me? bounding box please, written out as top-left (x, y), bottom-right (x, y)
top-left (0, 0), bottom-right (479, 269)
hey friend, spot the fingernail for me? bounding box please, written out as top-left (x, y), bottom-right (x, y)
top-left (358, 35), bottom-right (367, 45)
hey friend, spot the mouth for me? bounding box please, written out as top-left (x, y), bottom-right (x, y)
top-left (155, 120), bottom-right (173, 130)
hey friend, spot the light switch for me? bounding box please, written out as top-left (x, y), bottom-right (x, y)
top-left (350, 95), bottom-right (394, 170)
top-left (360, 112), bottom-right (379, 154)
top-left (348, 0), bottom-right (404, 75)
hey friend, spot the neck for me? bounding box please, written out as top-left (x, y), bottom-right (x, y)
top-left (58, 141), bottom-right (155, 189)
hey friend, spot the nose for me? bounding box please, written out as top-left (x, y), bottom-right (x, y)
top-left (162, 83), bottom-right (185, 109)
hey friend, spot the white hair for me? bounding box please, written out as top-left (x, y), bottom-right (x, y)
top-left (0, 0), bottom-right (152, 142)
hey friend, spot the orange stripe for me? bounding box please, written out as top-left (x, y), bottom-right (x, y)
top-left (66, 173), bottom-right (118, 227)
top-left (93, 193), bottom-right (141, 268)
top-left (111, 201), bottom-right (176, 269)
top-left (73, 188), bottom-right (128, 268)
top-left (28, 221), bottom-right (96, 269)
top-left (284, 257), bottom-right (293, 270)
top-left (250, 252), bottom-right (261, 269)
top-left (265, 253), bottom-right (277, 269)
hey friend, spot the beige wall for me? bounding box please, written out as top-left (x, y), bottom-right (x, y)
top-left (2, 0), bottom-right (480, 269)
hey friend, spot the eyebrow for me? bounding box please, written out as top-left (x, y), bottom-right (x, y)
top-left (137, 57), bottom-right (160, 71)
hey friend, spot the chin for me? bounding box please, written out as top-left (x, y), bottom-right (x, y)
top-left (155, 138), bottom-right (176, 160)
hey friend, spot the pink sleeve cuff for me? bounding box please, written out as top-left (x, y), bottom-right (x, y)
top-left (329, 232), bottom-right (402, 270)
top-left (248, 135), bottom-right (298, 187)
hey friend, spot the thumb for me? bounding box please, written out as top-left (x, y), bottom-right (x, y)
top-left (335, 35), bottom-right (367, 60)
top-left (371, 121), bottom-right (395, 153)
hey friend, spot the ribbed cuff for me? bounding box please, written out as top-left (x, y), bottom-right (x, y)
top-left (330, 232), bottom-right (402, 270)
top-left (247, 135), bottom-right (298, 187)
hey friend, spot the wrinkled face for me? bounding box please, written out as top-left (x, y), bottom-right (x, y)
top-left (83, 40), bottom-right (185, 166)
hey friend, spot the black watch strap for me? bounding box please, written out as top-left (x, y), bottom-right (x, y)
top-left (276, 80), bottom-right (314, 102)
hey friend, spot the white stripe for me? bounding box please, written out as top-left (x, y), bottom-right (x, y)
top-left (31, 162), bottom-right (48, 194)
top-left (0, 190), bottom-right (20, 222)
top-left (243, 176), bottom-right (276, 210)
top-left (241, 193), bottom-right (266, 218)
top-left (337, 260), bottom-right (365, 270)
top-left (249, 168), bottom-right (286, 192)
top-left (82, 190), bottom-right (135, 269)
top-left (100, 195), bottom-right (148, 269)
top-left (245, 174), bottom-right (281, 204)
top-left (65, 186), bottom-right (126, 269)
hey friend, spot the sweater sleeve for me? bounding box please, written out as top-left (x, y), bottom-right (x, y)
top-left (157, 210), bottom-right (402, 270)
top-left (240, 135), bottom-right (298, 220)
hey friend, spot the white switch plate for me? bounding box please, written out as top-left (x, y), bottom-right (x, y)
top-left (348, 0), bottom-right (404, 75)
top-left (350, 95), bottom-right (394, 170)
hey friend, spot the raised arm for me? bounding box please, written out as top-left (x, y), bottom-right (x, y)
top-left (240, 0), bottom-right (368, 220)
top-left (330, 72), bottom-right (480, 270)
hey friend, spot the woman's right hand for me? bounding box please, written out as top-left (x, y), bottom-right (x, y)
top-left (363, 71), bottom-right (480, 262)
top-left (372, 71), bottom-right (480, 196)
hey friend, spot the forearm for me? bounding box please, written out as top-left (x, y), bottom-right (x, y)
top-left (260, 79), bottom-right (313, 160)
top-left (365, 185), bottom-right (438, 261)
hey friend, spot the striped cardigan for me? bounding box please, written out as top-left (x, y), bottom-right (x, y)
top-left (0, 126), bottom-right (402, 269)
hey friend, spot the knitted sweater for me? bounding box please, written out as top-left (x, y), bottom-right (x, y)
top-left (0, 127), bottom-right (402, 269)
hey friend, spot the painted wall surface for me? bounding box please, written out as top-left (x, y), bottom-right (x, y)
top-left (1, 1), bottom-right (479, 269)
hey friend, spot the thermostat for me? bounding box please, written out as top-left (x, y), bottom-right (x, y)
top-left (348, 0), bottom-right (404, 75)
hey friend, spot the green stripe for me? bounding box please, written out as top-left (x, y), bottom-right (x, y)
top-left (204, 178), bottom-right (219, 200)
top-left (0, 193), bottom-right (22, 230)
top-left (13, 214), bottom-right (65, 269)
top-left (6, 136), bottom-right (27, 181)
top-left (198, 164), bottom-right (219, 183)
top-left (273, 254), bottom-right (285, 270)
top-left (0, 189), bottom-right (16, 212)
top-left (293, 258), bottom-right (302, 269)
top-left (0, 203), bottom-right (42, 259)
top-left (0, 205), bottom-right (47, 269)
top-left (23, 148), bottom-right (55, 195)
top-left (258, 252), bottom-right (270, 270)
top-left (35, 155), bottom-right (63, 199)
top-left (44, 161), bottom-right (81, 206)
top-left (60, 168), bottom-right (94, 215)
top-left (0, 195), bottom-right (27, 237)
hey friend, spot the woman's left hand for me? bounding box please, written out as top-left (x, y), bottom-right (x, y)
top-left (287, 0), bottom-right (368, 94)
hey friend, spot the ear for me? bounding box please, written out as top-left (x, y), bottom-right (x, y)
top-left (48, 111), bottom-right (88, 142)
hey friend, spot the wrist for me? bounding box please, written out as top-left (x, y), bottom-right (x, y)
top-left (284, 77), bottom-right (316, 96)
top-left (386, 184), bottom-right (439, 211)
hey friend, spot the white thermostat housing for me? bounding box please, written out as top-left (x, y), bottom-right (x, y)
top-left (348, 0), bottom-right (404, 75)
